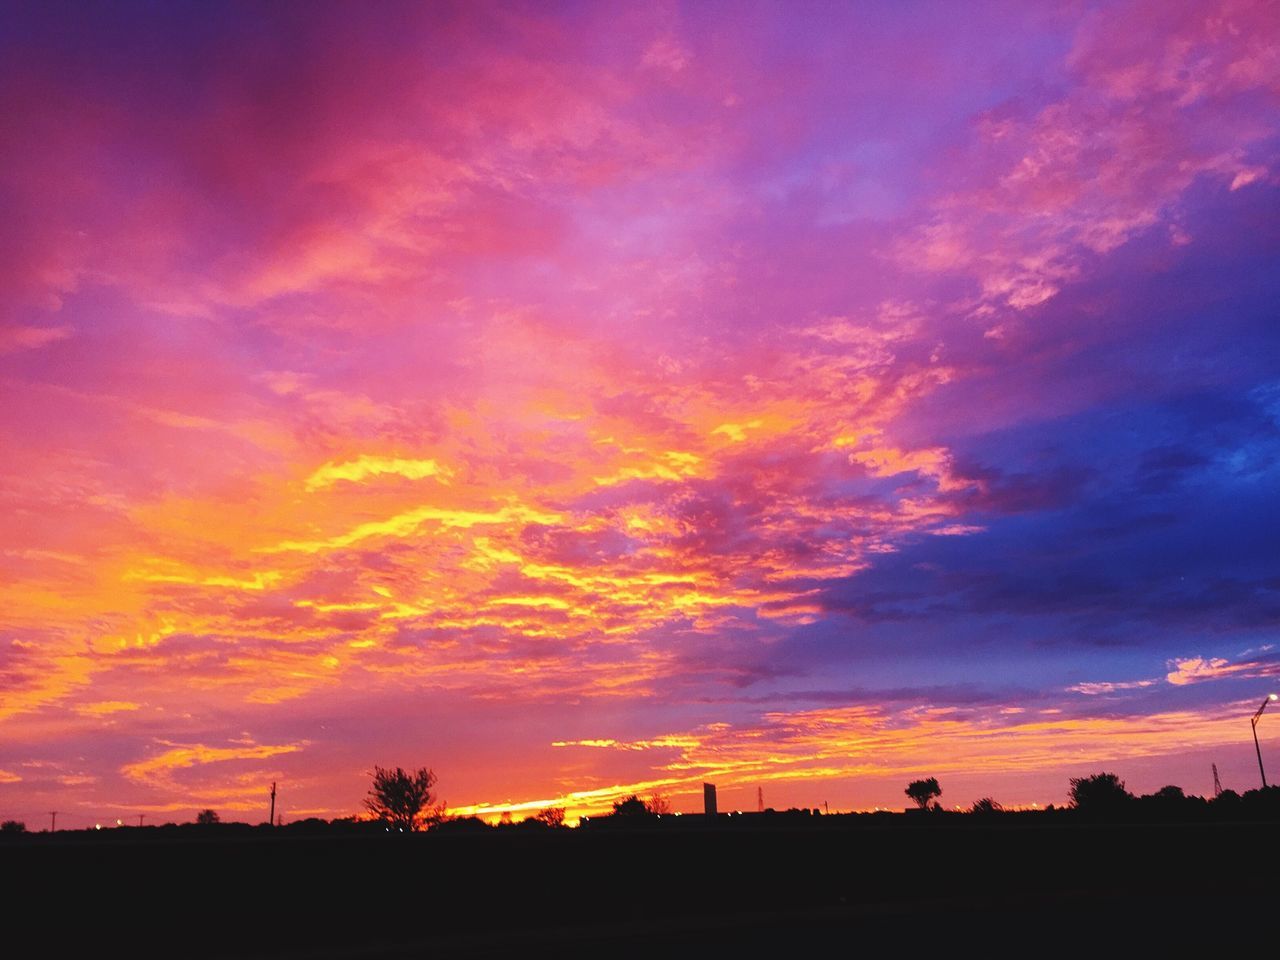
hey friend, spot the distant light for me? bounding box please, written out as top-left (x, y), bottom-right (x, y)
top-left (95, 824), bottom-right (101, 830)
top-left (1271, 694), bottom-right (1278, 701)
top-left (116, 819), bottom-right (123, 827)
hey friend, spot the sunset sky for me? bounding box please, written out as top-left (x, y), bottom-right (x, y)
top-left (2, 0), bottom-right (1279, 827)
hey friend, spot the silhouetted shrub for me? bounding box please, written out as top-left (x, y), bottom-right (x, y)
top-left (1212, 788), bottom-right (1241, 811)
top-left (1, 820), bottom-right (26, 833)
top-left (1136, 785), bottom-right (1208, 820)
top-left (611, 795), bottom-right (651, 817)
top-left (1068, 773), bottom-right (1132, 813)
top-left (970, 797), bottom-right (1003, 815)
top-left (433, 815), bottom-right (491, 833)
top-left (195, 809), bottom-right (220, 825)
top-left (1240, 785), bottom-right (1280, 817)
top-left (283, 817), bottom-right (330, 833)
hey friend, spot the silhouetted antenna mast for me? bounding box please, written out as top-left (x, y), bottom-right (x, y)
top-left (49, 811), bottom-right (57, 833)
top-left (138, 814), bottom-right (145, 828)
top-left (270, 781), bottom-right (277, 827)
top-left (757, 786), bottom-right (763, 813)
top-left (1212, 763), bottom-right (1223, 798)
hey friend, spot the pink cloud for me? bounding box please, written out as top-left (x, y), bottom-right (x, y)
top-left (0, 324), bottom-right (72, 354)
top-left (897, 0), bottom-right (1279, 320)
top-left (1166, 655), bottom-right (1280, 686)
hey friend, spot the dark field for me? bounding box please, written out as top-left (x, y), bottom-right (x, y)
top-left (6, 817), bottom-right (1277, 955)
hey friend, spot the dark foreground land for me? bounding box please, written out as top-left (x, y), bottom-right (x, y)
top-left (6, 817), bottom-right (1278, 955)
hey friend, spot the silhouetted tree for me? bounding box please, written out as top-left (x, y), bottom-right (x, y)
top-left (286, 817), bottom-right (330, 832)
top-left (1, 819), bottom-right (26, 833)
top-left (905, 778), bottom-right (942, 810)
top-left (1240, 785), bottom-right (1280, 815)
top-left (1137, 784), bottom-right (1208, 819)
top-left (970, 797), bottom-right (1003, 814)
top-left (195, 809), bottom-right (220, 825)
top-left (1068, 772), bottom-right (1132, 812)
top-left (645, 793), bottom-right (672, 815)
top-left (611, 794), bottom-right (650, 817)
top-left (533, 807), bottom-right (566, 827)
top-left (365, 765), bottom-right (441, 831)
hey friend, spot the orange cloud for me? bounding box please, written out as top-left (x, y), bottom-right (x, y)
top-left (74, 701), bottom-right (143, 717)
top-left (120, 740), bottom-right (306, 793)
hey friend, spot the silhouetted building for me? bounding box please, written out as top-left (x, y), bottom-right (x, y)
top-left (703, 782), bottom-right (717, 817)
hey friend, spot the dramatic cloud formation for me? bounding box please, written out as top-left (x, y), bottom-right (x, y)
top-left (1, 0), bottom-right (1278, 826)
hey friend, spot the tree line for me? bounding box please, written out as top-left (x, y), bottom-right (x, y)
top-left (5, 768), bottom-right (1279, 835)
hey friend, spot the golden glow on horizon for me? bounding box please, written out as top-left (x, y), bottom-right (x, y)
top-left (449, 696), bottom-right (1278, 821)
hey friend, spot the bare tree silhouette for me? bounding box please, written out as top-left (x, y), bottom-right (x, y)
top-left (365, 766), bottom-right (442, 831)
top-left (645, 793), bottom-right (672, 815)
top-left (533, 807), bottom-right (566, 827)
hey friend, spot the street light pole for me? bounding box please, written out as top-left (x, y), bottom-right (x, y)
top-left (1251, 693), bottom-right (1278, 789)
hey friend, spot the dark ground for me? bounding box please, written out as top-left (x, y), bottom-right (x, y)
top-left (5, 817), bottom-right (1277, 955)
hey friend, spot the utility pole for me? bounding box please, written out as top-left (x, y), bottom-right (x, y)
top-left (138, 814), bottom-right (145, 828)
top-left (1252, 694), bottom-right (1277, 789)
top-left (269, 781), bottom-right (277, 827)
top-left (1212, 763), bottom-right (1223, 798)
top-left (757, 786), bottom-right (763, 813)
top-left (49, 811), bottom-right (57, 832)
